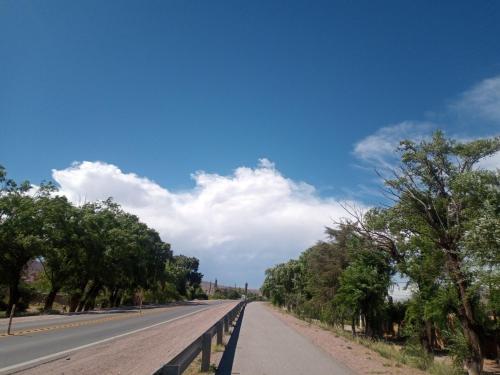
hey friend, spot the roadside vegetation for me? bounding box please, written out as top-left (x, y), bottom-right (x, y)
top-left (0, 166), bottom-right (206, 316)
top-left (209, 286), bottom-right (261, 301)
top-left (262, 132), bottom-right (499, 375)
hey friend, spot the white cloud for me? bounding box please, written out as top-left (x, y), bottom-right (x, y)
top-left (353, 121), bottom-right (434, 168)
top-left (353, 74), bottom-right (500, 172)
top-left (354, 123), bottom-right (499, 173)
top-left (453, 75), bottom-right (500, 123)
top-left (478, 151), bottom-right (500, 170)
top-left (52, 159), bottom-right (357, 287)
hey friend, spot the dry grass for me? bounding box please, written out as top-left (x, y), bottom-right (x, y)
top-left (306, 318), bottom-right (464, 375)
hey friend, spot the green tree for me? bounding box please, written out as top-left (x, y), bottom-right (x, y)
top-left (64, 201), bottom-right (107, 312)
top-left (300, 225), bottom-right (355, 322)
top-left (334, 246), bottom-right (392, 337)
top-left (0, 166), bottom-right (46, 311)
top-left (0, 165), bottom-right (189, 313)
top-left (37, 195), bottom-right (82, 310)
top-left (359, 132), bottom-right (500, 374)
top-left (166, 255), bottom-right (203, 299)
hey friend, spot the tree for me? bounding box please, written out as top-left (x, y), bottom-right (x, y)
top-left (334, 242), bottom-right (392, 337)
top-left (0, 166), bottom-right (46, 311)
top-left (166, 255), bottom-right (203, 299)
top-left (37, 195), bottom-right (82, 310)
top-left (0, 165), bottom-right (190, 313)
top-left (300, 225), bottom-right (354, 322)
top-left (399, 236), bottom-right (448, 352)
top-left (64, 201), bottom-right (107, 312)
top-left (357, 132), bottom-right (500, 374)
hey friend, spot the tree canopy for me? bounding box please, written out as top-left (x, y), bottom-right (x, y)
top-left (0, 165), bottom-right (204, 313)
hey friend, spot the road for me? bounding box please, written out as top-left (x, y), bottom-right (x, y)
top-left (225, 302), bottom-right (355, 375)
top-left (0, 300), bottom-right (229, 373)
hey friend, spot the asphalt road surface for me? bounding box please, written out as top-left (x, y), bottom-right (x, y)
top-left (0, 300), bottom-right (228, 373)
top-left (228, 302), bottom-right (355, 375)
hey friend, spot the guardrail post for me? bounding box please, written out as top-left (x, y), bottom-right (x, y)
top-left (216, 321), bottom-right (223, 345)
top-left (224, 316), bottom-right (229, 333)
top-left (201, 332), bottom-right (211, 372)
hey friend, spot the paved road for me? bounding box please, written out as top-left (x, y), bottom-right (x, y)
top-left (0, 303), bottom-right (207, 333)
top-left (0, 307), bottom-right (148, 333)
top-left (0, 300), bottom-right (228, 373)
top-left (228, 302), bottom-right (355, 375)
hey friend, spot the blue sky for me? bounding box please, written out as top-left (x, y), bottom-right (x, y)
top-left (1, 1), bottom-right (500, 287)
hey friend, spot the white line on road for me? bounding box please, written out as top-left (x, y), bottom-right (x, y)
top-left (0, 306), bottom-right (212, 374)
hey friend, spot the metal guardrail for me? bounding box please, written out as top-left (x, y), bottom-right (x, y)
top-left (154, 301), bottom-right (246, 375)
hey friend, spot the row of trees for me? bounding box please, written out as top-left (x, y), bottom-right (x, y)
top-left (262, 132), bottom-right (499, 375)
top-left (0, 166), bottom-right (205, 313)
top-left (262, 225), bottom-right (399, 336)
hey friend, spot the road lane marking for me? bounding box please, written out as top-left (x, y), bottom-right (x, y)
top-left (0, 305), bottom-right (212, 374)
top-left (0, 304), bottom-right (189, 338)
top-left (0, 313), bottom-right (136, 338)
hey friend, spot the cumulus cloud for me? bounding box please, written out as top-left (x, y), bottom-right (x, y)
top-left (353, 121), bottom-right (434, 168)
top-left (478, 151), bottom-right (500, 170)
top-left (453, 75), bottom-right (500, 123)
top-left (52, 159), bottom-right (356, 287)
top-left (353, 75), bottom-right (500, 172)
top-left (354, 123), bottom-right (499, 172)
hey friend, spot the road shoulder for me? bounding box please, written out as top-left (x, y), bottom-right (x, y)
top-left (265, 303), bottom-right (427, 375)
top-left (228, 302), bottom-right (354, 375)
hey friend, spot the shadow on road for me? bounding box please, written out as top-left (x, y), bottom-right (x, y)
top-left (216, 306), bottom-right (245, 375)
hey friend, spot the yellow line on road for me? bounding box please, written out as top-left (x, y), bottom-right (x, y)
top-left (0, 307), bottom-right (176, 338)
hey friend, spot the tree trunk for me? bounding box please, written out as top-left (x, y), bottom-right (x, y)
top-left (462, 315), bottom-right (483, 375)
top-left (446, 252), bottom-right (483, 374)
top-left (80, 282), bottom-right (95, 308)
top-left (365, 316), bottom-right (374, 337)
top-left (82, 283), bottom-right (101, 311)
top-left (7, 280), bottom-right (20, 313)
top-left (44, 288), bottom-right (59, 311)
top-left (69, 280), bottom-right (89, 312)
top-left (109, 288), bottom-right (117, 307)
top-left (69, 293), bottom-right (81, 312)
top-left (420, 320), bottom-right (434, 353)
top-left (109, 288), bottom-right (122, 307)
top-left (116, 291), bottom-right (122, 307)
top-left (360, 314), bottom-right (366, 332)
